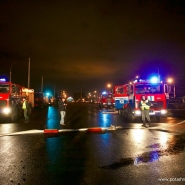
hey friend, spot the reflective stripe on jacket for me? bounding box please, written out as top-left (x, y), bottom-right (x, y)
top-left (140, 100), bottom-right (150, 110)
top-left (22, 101), bottom-right (27, 109)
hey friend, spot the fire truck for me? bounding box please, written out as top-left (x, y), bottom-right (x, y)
top-left (0, 79), bottom-right (34, 121)
top-left (99, 91), bottom-right (115, 109)
top-left (114, 77), bottom-right (169, 122)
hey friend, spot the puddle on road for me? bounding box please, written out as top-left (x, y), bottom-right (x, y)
top-left (99, 134), bottom-right (185, 170)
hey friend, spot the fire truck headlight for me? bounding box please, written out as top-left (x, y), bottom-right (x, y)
top-left (3, 108), bottom-right (11, 115)
top-left (135, 110), bottom-right (141, 115)
top-left (160, 110), bottom-right (167, 114)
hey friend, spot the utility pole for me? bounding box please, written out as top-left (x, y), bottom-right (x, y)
top-left (80, 87), bottom-right (82, 100)
top-left (156, 67), bottom-right (160, 82)
top-left (10, 62), bottom-right (15, 82)
top-left (41, 76), bottom-right (43, 93)
top-left (54, 84), bottom-right (55, 97)
top-left (28, 54), bottom-right (30, 88)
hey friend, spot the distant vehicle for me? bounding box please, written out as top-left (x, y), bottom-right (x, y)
top-left (99, 91), bottom-right (115, 109)
top-left (34, 92), bottom-right (46, 108)
top-left (168, 97), bottom-right (185, 109)
top-left (0, 79), bottom-right (34, 121)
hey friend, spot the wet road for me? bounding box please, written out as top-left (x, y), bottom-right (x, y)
top-left (0, 103), bottom-right (185, 185)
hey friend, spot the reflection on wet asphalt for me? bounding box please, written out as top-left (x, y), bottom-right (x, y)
top-left (99, 134), bottom-right (185, 169)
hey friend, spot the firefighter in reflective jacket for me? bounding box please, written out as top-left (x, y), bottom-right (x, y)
top-left (22, 97), bottom-right (30, 123)
top-left (139, 95), bottom-right (152, 127)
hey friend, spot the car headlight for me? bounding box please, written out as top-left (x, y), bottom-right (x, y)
top-left (135, 110), bottom-right (141, 115)
top-left (161, 110), bottom-right (167, 114)
top-left (3, 108), bottom-right (11, 115)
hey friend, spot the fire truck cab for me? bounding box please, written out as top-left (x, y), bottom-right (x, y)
top-left (0, 80), bottom-right (34, 121)
top-left (114, 78), bottom-right (169, 122)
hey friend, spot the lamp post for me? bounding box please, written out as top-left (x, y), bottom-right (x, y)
top-left (167, 77), bottom-right (175, 98)
top-left (107, 83), bottom-right (112, 93)
top-left (156, 67), bottom-right (160, 82)
top-left (94, 90), bottom-right (97, 102)
top-left (28, 56), bottom-right (30, 88)
top-left (10, 62), bottom-right (16, 82)
top-left (41, 76), bottom-right (43, 93)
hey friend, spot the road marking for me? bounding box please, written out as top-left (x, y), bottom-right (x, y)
top-left (0, 129), bottom-right (43, 137)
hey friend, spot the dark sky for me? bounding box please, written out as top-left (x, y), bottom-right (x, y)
top-left (1, 0), bottom-right (185, 96)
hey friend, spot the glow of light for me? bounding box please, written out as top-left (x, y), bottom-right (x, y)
top-left (102, 91), bottom-right (107, 95)
top-left (98, 113), bottom-right (112, 127)
top-left (107, 84), bottom-right (111, 88)
top-left (131, 129), bottom-right (145, 143)
top-left (167, 78), bottom-right (174, 84)
top-left (2, 107), bottom-right (11, 114)
top-left (22, 88), bottom-right (34, 93)
top-left (0, 78), bottom-right (6, 82)
top-left (0, 124), bottom-right (17, 133)
top-left (150, 76), bottom-right (158, 83)
top-left (135, 110), bottom-right (141, 115)
top-left (160, 109), bottom-right (167, 114)
top-left (159, 132), bottom-right (168, 147)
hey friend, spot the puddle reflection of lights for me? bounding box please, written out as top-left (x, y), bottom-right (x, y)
top-left (0, 124), bottom-right (17, 133)
top-left (101, 113), bottom-right (111, 127)
top-left (101, 133), bottom-right (110, 147)
top-left (159, 132), bottom-right (168, 148)
top-left (132, 129), bottom-right (145, 143)
top-left (134, 150), bottom-right (160, 165)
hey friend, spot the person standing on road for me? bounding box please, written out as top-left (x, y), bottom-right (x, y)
top-left (22, 97), bottom-right (29, 123)
top-left (58, 97), bottom-right (67, 125)
top-left (139, 95), bottom-right (152, 127)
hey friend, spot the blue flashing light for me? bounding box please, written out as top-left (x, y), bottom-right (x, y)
top-left (0, 78), bottom-right (6, 82)
top-left (102, 91), bottom-right (107, 95)
top-left (150, 76), bottom-right (158, 83)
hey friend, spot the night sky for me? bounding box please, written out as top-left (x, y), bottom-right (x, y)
top-left (1, 0), bottom-right (185, 96)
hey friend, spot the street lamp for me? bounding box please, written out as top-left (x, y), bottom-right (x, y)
top-left (167, 77), bottom-right (175, 98)
top-left (10, 62), bottom-right (16, 82)
top-left (107, 83), bottom-right (113, 94)
top-left (156, 67), bottom-right (160, 82)
top-left (107, 83), bottom-right (111, 88)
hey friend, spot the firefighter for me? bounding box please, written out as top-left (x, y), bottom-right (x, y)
top-left (22, 97), bottom-right (29, 123)
top-left (139, 95), bottom-right (151, 127)
top-left (58, 97), bottom-right (67, 125)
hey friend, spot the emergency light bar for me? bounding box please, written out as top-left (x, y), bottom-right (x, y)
top-left (0, 78), bottom-right (6, 82)
top-left (150, 77), bottom-right (158, 83)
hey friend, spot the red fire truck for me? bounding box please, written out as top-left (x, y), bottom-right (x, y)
top-left (114, 77), bottom-right (169, 122)
top-left (0, 79), bottom-right (34, 121)
top-left (99, 91), bottom-right (115, 109)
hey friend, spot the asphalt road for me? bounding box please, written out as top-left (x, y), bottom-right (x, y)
top-left (0, 103), bottom-right (185, 185)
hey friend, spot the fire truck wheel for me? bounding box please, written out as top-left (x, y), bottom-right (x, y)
top-left (126, 107), bottom-right (135, 122)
